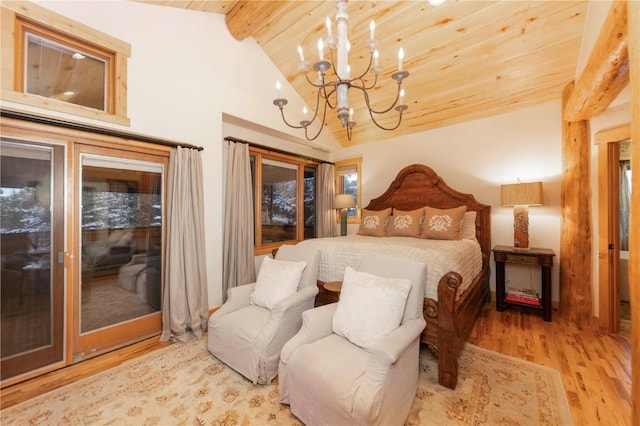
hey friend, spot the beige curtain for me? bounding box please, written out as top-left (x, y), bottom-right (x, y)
top-left (160, 147), bottom-right (208, 343)
top-left (317, 163), bottom-right (336, 238)
top-left (222, 141), bottom-right (255, 300)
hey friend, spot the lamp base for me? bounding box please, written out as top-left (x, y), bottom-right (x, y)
top-left (513, 205), bottom-right (529, 249)
top-left (340, 209), bottom-right (348, 236)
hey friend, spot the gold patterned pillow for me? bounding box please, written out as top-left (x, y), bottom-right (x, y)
top-left (388, 208), bottom-right (424, 238)
top-left (421, 206), bottom-right (466, 240)
top-left (357, 208), bottom-right (391, 237)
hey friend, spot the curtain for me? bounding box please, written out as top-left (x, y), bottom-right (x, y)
top-left (317, 163), bottom-right (336, 238)
top-left (222, 141), bottom-right (255, 301)
top-left (160, 147), bottom-right (208, 343)
top-left (620, 160), bottom-right (631, 251)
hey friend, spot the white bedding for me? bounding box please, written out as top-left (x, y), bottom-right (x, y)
top-left (295, 235), bottom-right (482, 301)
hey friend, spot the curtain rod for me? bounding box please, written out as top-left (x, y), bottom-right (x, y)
top-left (1, 109), bottom-right (204, 151)
top-left (224, 136), bottom-right (332, 165)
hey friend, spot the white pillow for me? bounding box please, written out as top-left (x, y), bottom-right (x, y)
top-left (332, 267), bottom-right (411, 350)
top-left (250, 256), bottom-right (307, 310)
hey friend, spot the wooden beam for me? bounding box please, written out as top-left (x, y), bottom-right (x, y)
top-left (559, 81), bottom-right (593, 325)
top-left (626, 0), bottom-right (639, 423)
top-left (225, 1), bottom-right (286, 41)
top-left (564, 0), bottom-right (628, 122)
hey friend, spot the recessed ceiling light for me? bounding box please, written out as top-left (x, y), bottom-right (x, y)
top-left (428, 0), bottom-right (446, 6)
top-left (72, 52), bottom-right (86, 60)
top-left (63, 91), bottom-right (75, 96)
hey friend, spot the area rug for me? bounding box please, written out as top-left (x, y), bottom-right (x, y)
top-left (0, 336), bottom-right (572, 426)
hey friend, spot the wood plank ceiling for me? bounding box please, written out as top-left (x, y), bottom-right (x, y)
top-left (136, 1), bottom-right (589, 147)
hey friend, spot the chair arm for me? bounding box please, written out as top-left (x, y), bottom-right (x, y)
top-left (212, 283), bottom-right (255, 318)
top-left (272, 286), bottom-right (318, 313)
top-left (370, 318), bottom-right (426, 364)
top-left (280, 303), bottom-right (337, 364)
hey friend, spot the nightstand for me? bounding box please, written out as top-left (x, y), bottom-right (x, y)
top-left (315, 281), bottom-right (342, 306)
top-left (493, 245), bottom-right (555, 322)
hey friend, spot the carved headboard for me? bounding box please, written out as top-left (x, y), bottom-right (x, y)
top-left (364, 164), bottom-right (492, 260)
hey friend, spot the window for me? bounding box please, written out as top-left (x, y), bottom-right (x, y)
top-left (249, 148), bottom-right (319, 254)
top-left (1, 3), bottom-right (130, 126)
top-left (335, 158), bottom-right (362, 223)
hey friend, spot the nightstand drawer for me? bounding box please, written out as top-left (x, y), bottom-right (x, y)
top-left (504, 253), bottom-right (540, 265)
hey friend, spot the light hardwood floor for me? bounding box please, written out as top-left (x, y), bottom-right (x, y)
top-left (0, 303), bottom-right (632, 425)
top-left (467, 304), bottom-right (632, 426)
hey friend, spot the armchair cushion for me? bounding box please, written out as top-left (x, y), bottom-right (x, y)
top-left (332, 267), bottom-right (411, 350)
top-left (250, 256), bottom-right (307, 310)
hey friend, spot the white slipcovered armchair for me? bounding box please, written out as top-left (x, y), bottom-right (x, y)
top-left (207, 244), bottom-right (320, 385)
top-left (279, 255), bottom-right (427, 426)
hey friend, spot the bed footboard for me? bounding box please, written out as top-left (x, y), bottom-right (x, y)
top-left (422, 259), bottom-right (491, 389)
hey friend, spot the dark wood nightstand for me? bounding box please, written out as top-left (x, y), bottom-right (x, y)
top-left (315, 281), bottom-right (342, 306)
top-left (493, 245), bottom-right (555, 322)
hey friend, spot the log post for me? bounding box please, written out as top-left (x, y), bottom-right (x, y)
top-left (559, 82), bottom-right (593, 325)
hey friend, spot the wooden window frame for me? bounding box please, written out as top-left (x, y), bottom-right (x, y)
top-left (1, 2), bottom-right (130, 126)
top-left (334, 157), bottom-right (362, 224)
top-left (249, 146), bottom-right (319, 256)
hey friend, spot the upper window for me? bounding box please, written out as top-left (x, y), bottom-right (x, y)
top-left (1, 3), bottom-right (130, 126)
top-left (335, 158), bottom-right (362, 223)
top-left (249, 148), bottom-right (318, 254)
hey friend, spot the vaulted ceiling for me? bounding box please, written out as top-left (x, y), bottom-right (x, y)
top-left (136, 1), bottom-right (589, 146)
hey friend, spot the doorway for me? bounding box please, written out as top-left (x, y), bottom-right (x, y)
top-left (0, 139), bottom-right (65, 380)
top-left (596, 124), bottom-right (631, 334)
top-left (0, 119), bottom-right (169, 386)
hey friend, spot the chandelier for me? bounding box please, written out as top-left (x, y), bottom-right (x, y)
top-left (272, 0), bottom-right (409, 141)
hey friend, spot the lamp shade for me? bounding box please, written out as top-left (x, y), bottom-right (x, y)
top-left (334, 193), bottom-right (356, 209)
top-left (501, 182), bottom-right (543, 207)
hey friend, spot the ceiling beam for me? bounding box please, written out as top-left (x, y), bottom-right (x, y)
top-left (563, 0), bottom-right (628, 122)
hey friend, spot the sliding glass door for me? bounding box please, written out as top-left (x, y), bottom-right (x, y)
top-left (0, 139), bottom-right (65, 380)
top-left (73, 145), bottom-right (166, 359)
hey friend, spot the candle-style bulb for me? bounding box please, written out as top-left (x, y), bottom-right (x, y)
top-left (398, 47), bottom-right (405, 71)
top-left (276, 80), bottom-right (281, 97)
top-left (374, 49), bottom-right (379, 67)
top-left (326, 17), bottom-right (332, 37)
top-left (298, 45), bottom-right (305, 62)
top-left (349, 108), bottom-right (354, 121)
top-left (303, 106), bottom-right (308, 118)
top-left (399, 88), bottom-right (405, 104)
top-left (369, 20), bottom-right (375, 40)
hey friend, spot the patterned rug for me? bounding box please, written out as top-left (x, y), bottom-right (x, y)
top-left (1, 336), bottom-right (572, 425)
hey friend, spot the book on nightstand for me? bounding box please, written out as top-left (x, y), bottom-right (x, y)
top-left (506, 287), bottom-right (540, 306)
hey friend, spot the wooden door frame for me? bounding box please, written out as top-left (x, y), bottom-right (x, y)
top-left (596, 124), bottom-right (630, 332)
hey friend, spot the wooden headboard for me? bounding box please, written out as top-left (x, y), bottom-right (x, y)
top-left (364, 164), bottom-right (492, 260)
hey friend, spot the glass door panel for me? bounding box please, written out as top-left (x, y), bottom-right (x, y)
top-left (74, 147), bottom-right (165, 357)
top-left (261, 159), bottom-right (298, 244)
top-left (1, 140), bottom-right (65, 381)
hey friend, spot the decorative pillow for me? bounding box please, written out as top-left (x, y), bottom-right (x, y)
top-left (250, 256), bottom-right (307, 310)
top-left (357, 208), bottom-right (391, 237)
top-left (332, 267), bottom-right (411, 350)
top-left (421, 205), bottom-right (466, 240)
top-left (461, 211), bottom-right (477, 240)
top-left (388, 208), bottom-right (424, 238)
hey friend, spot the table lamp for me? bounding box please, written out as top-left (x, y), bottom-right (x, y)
top-left (501, 181), bottom-right (543, 249)
top-left (334, 194), bottom-right (356, 236)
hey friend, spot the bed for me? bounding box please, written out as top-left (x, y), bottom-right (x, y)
top-left (300, 164), bottom-right (491, 389)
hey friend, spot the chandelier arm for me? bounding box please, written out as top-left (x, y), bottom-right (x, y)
top-left (304, 92), bottom-right (330, 141)
top-left (357, 84), bottom-right (402, 115)
top-left (351, 52), bottom-right (374, 82)
top-left (350, 74), bottom-right (378, 91)
top-left (322, 85), bottom-right (338, 110)
top-left (305, 85), bottom-right (325, 125)
top-left (367, 106), bottom-right (405, 131)
top-left (304, 71), bottom-right (328, 88)
top-left (277, 106), bottom-right (306, 129)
